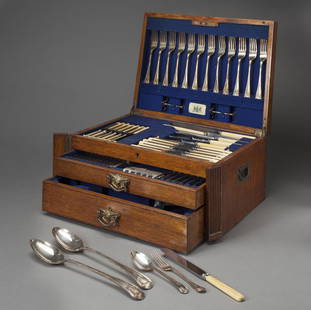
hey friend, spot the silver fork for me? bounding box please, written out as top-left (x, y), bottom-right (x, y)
top-left (192, 34), bottom-right (205, 90)
top-left (244, 38), bottom-right (258, 97)
top-left (181, 33), bottom-right (195, 88)
top-left (213, 36), bottom-right (226, 93)
top-left (172, 32), bottom-right (186, 87)
top-left (153, 31), bottom-right (167, 85)
top-left (255, 39), bottom-right (267, 99)
top-left (144, 30), bottom-right (158, 84)
top-left (233, 37), bottom-right (247, 96)
top-left (202, 35), bottom-right (215, 91)
top-left (150, 250), bottom-right (207, 293)
top-left (162, 32), bottom-right (176, 86)
top-left (223, 37), bottom-right (236, 95)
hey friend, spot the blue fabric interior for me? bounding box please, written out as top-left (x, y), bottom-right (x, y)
top-left (52, 176), bottom-right (193, 216)
top-left (137, 17), bottom-right (269, 129)
top-left (62, 149), bottom-right (205, 188)
top-left (81, 115), bottom-right (250, 152)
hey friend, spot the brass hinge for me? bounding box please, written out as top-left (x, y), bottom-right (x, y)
top-left (254, 129), bottom-right (265, 138)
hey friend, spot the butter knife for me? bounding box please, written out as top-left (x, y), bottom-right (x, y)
top-left (161, 248), bottom-right (245, 302)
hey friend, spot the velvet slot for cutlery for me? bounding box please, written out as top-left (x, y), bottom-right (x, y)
top-left (43, 13), bottom-right (277, 252)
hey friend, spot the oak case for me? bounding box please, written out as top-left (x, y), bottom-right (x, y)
top-left (42, 13), bottom-right (277, 253)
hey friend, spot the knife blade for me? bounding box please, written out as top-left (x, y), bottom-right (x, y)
top-left (161, 248), bottom-right (245, 302)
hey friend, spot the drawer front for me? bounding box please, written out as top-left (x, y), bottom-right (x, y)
top-left (54, 156), bottom-right (205, 210)
top-left (43, 178), bottom-right (204, 253)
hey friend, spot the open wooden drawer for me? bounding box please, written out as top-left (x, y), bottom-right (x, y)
top-left (53, 150), bottom-right (206, 210)
top-left (43, 177), bottom-right (204, 253)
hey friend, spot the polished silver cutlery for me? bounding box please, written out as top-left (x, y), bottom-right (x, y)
top-left (161, 248), bottom-right (245, 302)
top-left (201, 34), bottom-right (215, 91)
top-left (52, 227), bottom-right (153, 290)
top-left (244, 38), bottom-right (258, 97)
top-left (162, 32), bottom-right (176, 86)
top-left (223, 37), bottom-right (236, 95)
top-left (131, 251), bottom-right (189, 294)
top-left (144, 30), bottom-right (158, 84)
top-left (213, 36), bottom-right (226, 93)
top-left (172, 32), bottom-right (186, 87)
top-left (150, 250), bottom-right (206, 293)
top-left (30, 239), bottom-right (145, 300)
top-left (154, 31), bottom-right (167, 85)
top-left (255, 39), bottom-right (267, 99)
top-left (192, 34), bottom-right (205, 90)
top-left (233, 37), bottom-right (247, 96)
top-left (181, 33), bottom-right (195, 88)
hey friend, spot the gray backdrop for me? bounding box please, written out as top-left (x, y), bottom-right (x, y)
top-left (0, 0), bottom-right (310, 309)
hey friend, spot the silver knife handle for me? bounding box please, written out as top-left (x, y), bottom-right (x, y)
top-left (171, 267), bottom-right (206, 293)
top-left (153, 266), bottom-right (189, 294)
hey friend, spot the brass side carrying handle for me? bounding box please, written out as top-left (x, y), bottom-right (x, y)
top-left (97, 208), bottom-right (120, 227)
top-left (237, 164), bottom-right (249, 183)
top-left (107, 173), bottom-right (129, 192)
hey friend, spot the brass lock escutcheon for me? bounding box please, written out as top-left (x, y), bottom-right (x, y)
top-left (97, 208), bottom-right (120, 227)
top-left (107, 173), bottom-right (129, 192)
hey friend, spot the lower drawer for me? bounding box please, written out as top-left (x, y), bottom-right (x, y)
top-left (42, 177), bottom-right (205, 253)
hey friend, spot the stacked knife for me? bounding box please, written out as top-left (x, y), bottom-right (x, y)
top-left (83, 122), bottom-right (149, 142)
top-left (143, 30), bottom-right (268, 99)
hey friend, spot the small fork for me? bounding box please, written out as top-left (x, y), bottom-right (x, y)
top-left (181, 33), bottom-right (195, 88)
top-left (172, 32), bottom-right (186, 87)
top-left (153, 31), bottom-right (167, 85)
top-left (233, 37), bottom-right (247, 96)
top-left (144, 30), bottom-right (158, 84)
top-left (162, 32), bottom-right (176, 86)
top-left (150, 250), bottom-right (207, 293)
top-left (223, 37), bottom-right (236, 95)
top-left (192, 34), bottom-right (205, 90)
top-left (202, 35), bottom-right (215, 91)
top-left (244, 38), bottom-right (258, 97)
top-left (255, 39), bottom-right (267, 99)
top-left (213, 36), bottom-right (226, 93)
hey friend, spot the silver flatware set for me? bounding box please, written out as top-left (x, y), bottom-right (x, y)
top-left (30, 227), bottom-right (244, 301)
top-left (144, 31), bottom-right (268, 99)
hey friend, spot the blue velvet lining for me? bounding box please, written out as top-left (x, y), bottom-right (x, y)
top-left (80, 115), bottom-right (250, 152)
top-left (137, 17), bottom-right (268, 129)
top-left (52, 176), bottom-right (192, 216)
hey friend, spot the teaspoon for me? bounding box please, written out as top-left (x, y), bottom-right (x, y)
top-left (52, 227), bottom-right (153, 290)
top-left (30, 239), bottom-right (145, 300)
top-left (131, 251), bottom-right (189, 294)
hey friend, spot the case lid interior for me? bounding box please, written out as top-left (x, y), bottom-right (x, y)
top-left (133, 13), bottom-right (277, 135)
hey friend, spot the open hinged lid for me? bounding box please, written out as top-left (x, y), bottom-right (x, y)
top-left (132, 13), bottom-right (277, 137)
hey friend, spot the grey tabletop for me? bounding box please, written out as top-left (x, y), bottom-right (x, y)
top-left (1, 1), bottom-right (311, 309)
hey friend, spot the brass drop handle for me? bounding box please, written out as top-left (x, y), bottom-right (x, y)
top-left (107, 173), bottom-right (130, 192)
top-left (97, 208), bottom-right (120, 227)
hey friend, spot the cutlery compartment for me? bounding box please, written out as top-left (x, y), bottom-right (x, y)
top-left (54, 150), bottom-right (206, 210)
top-left (43, 177), bottom-right (204, 253)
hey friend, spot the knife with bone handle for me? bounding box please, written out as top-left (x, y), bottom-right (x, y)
top-left (161, 248), bottom-right (245, 302)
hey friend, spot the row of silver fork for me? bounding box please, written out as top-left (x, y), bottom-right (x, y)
top-left (144, 31), bottom-right (268, 99)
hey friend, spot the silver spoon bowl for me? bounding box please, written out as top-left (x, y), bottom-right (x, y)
top-left (131, 251), bottom-right (189, 294)
top-left (52, 227), bottom-right (153, 290)
top-left (30, 239), bottom-right (145, 300)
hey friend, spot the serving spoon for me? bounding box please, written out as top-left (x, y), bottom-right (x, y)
top-left (52, 227), bottom-right (153, 290)
top-left (131, 251), bottom-right (189, 294)
top-left (30, 239), bottom-right (144, 300)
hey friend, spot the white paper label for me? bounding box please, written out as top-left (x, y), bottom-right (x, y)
top-left (188, 102), bottom-right (206, 116)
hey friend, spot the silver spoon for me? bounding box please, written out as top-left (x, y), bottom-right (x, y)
top-left (30, 239), bottom-right (145, 300)
top-left (52, 227), bottom-right (153, 290)
top-left (131, 251), bottom-right (189, 294)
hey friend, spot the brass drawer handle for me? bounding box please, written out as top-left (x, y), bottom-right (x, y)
top-left (107, 173), bottom-right (130, 192)
top-left (97, 208), bottom-right (120, 227)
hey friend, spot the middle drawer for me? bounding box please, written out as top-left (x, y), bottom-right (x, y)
top-left (54, 151), bottom-right (206, 210)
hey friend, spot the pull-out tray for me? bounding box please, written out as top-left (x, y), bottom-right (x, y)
top-left (43, 177), bottom-right (204, 253)
top-left (54, 151), bottom-right (206, 210)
